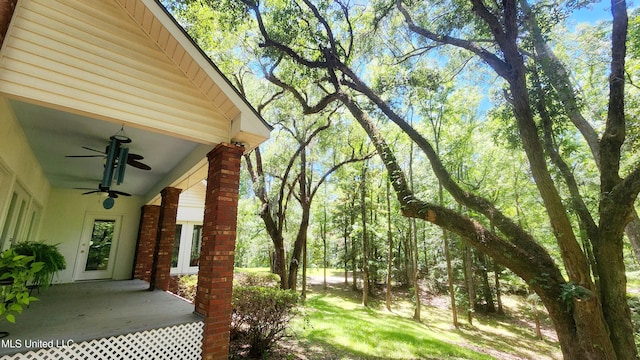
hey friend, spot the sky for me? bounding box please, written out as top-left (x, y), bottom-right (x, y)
top-left (571, 1), bottom-right (613, 25)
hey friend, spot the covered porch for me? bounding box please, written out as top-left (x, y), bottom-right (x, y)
top-left (0, 280), bottom-right (203, 358)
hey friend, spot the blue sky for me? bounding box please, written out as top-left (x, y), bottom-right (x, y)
top-left (571, 1), bottom-right (612, 24)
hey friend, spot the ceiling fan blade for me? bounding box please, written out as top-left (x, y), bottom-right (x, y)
top-left (110, 190), bottom-right (131, 197)
top-left (127, 153), bottom-right (144, 161)
top-left (127, 159), bottom-right (151, 171)
top-left (66, 155), bottom-right (104, 158)
top-left (81, 190), bottom-right (101, 195)
top-left (82, 146), bottom-right (106, 154)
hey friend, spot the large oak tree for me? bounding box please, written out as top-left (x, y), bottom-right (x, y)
top-left (182, 0), bottom-right (639, 358)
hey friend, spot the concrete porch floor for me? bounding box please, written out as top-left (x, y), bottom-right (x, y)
top-left (0, 279), bottom-right (202, 356)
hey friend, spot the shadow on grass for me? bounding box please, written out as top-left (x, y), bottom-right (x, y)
top-left (289, 280), bottom-right (563, 360)
top-left (292, 291), bottom-right (495, 360)
top-left (453, 311), bottom-right (561, 360)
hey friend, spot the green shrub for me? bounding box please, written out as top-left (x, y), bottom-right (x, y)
top-left (12, 241), bottom-right (66, 288)
top-left (235, 271), bottom-right (280, 288)
top-left (230, 285), bottom-right (300, 358)
top-left (177, 274), bottom-right (198, 302)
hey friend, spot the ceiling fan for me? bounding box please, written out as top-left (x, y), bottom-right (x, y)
top-left (67, 128), bottom-right (151, 199)
top-left (75, 184), bottom-right (132, 198)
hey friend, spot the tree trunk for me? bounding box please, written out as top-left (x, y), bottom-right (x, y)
top-left (626, 208), bottom-right (640, 263)
top-left (352, 233), bottom-right (358, 292)
top-left (322, 199), bottom-right (327, 291)
top-left (529, 289), bottom-right (543, 340)
top-left (288, 145), bottom-right (310, 291)
top-left (302, 235), bottom-right (308, 300)
top-left (463, 244), bottom-right (475, 325)
top-left (245, 149), bottom-right (289, 289)
top-left (490, 217), bottom-right (503, 315)
top-left (494, 261), bottom-right (504, 315)
top-left (477, 252), bottom-right (495, 313)
top-left (444, 229), bottom-right (458, 328)
top-left (344, 213), bottom-right (349, 286)
top-left (411, 218), bottom-right (421, 321)
top-left (260, 212), bottom-right (288, 289)
top-left (403, 230), bottom-right (412, 286)
top-left (360, 162), bottom-right (369, 306)
top-left (287, 212), bottom-right (309, 290)
top-left (386, 178), bottom-right (393, 312)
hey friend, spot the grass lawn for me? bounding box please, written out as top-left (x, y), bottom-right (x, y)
top-left (235, 268), bottom-right (563, 359)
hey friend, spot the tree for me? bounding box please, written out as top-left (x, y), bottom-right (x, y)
top-left (199, 0), bottom-right (639, 358)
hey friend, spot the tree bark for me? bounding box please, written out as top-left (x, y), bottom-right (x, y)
top-left (463, 244), bottom-right (474, 325)
top-left (386, 178), bottom-right (393, 312)
top-left (287, 145), bottom-right (310, 291)
top-left (360, 162), bottom-right (369, 307)
top-left (443, 228), bottom-right (458, 327)
top-left (477, 252), bottom-right (495, 313)
top-left (344, 216), bottom-right (349, 286)
top-left (626, 208), bottom-right (640, 263)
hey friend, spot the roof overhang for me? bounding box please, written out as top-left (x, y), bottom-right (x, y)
top-left (0, 0), bottom-right (270, 199)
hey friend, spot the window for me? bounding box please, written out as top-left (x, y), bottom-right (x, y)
top-left (171, 224), bottom-right (182, 268)
top-left (171, 222), bottom-right (202, 274)
top-left (85, 219), bottom-right (115, 271)
top-left (0, 183), bottom-right (30, 250)
top-left (190, 225), bottom-right (202, 267)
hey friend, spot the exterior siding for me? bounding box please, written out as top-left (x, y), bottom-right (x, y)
top-left (0, 0), bottom-right (231, 144)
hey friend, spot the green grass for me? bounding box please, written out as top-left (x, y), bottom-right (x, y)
top-left (628, 270), bottom-right (640, 291)
top-left (290, 292), bottom-right (496, 360)
top-left (234, 267), bottom-right (562, 359)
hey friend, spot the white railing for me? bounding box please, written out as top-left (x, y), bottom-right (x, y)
top-left (0, 321), bottom-right (203, 360)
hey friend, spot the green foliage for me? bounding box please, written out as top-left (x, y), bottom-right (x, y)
top-left (236, 271), bottom-right (280, 287)
top-left (176, 274), bottom-right (198, 302)
top-left (0, 249), bottom-right (42, 323)
top-left (559, 281), bottom-right (591, 311)
top-left (230, 285), bottom-right (300, 358)
top-left (12, 241), bottom-right (66, 288)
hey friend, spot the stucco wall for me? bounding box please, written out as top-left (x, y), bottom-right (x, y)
top-left (40, 189), bottom-right (143, 283)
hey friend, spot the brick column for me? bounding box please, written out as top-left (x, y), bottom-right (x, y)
top-left (195, 143), bottom-right (243, 360)
top-left (149, 187), bottom-right (181, 291)
top-left (133, 205), bottom-right (161, 282)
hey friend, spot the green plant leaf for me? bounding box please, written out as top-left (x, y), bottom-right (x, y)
top-left (9, 304), bottom-right (22, 313)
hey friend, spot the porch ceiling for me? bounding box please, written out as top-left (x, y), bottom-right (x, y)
top-left (11, 99), bottom-right (205, 198)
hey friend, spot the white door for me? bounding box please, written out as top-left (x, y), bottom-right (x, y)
top-left (74, 214), bottom-right (122, 280)
top-left (0, 183), bottom-right (30, 251)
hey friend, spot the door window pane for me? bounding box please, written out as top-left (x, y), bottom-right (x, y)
top-left (190, 225), bottom-right (202, 267)
top-left (11, 198), bottom-right (27, 246)
top-left (172, 224), bottom-right (183, 268)
top-left (85, 220), bottom-right (115, 271)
